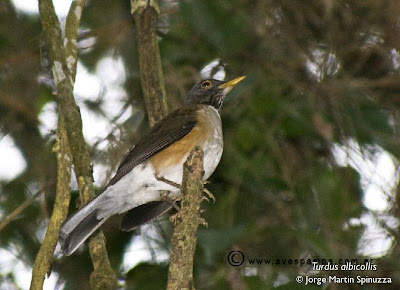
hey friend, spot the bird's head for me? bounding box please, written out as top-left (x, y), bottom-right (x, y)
top-left (184, 76), bottom-right (245, 110)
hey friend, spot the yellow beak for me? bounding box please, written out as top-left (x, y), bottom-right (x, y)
top-left (218, 76), bottom-right (246, 89)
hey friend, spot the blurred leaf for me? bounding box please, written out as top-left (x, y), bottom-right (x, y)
top-left (36, 85), bottom-right (54, 113)
top-left (198, 225), bottom-right (247, 264)
top-left (345, 101), bottom-right (392, 144)
top-left (296, 229), bottom-right (335, 258)
top-left (180, 0), bottom-right (248, 53)
top-left (280, 105), bottom-right (314, 138)
top-left (244, 275), bottom-right (270, 289)
top-left (313, 166), bottom-right (363, 224)
top-left (125, 262), bottom-right (168, 290)
top-left (180, 1), bottom-right (225, 51)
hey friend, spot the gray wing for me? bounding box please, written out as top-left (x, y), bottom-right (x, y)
top-left (104, 106), bottom-right (198, 189)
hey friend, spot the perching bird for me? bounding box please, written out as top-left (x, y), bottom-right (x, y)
top-left (59, 76), bottom-right (245, 255)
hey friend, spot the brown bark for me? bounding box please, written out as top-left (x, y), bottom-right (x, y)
top-left (30, 117), bottom-right (71, 290)
top-left (167, 147), bottom-right (205, 290)
top-left (36, 0), bottom-right (117, 288)
top-left (131, 0), bottom-right (168, 126)
top-left (131, 3), bottom-right (207, 289)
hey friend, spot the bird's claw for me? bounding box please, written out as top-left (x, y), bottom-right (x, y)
top-left (202, 195), bottom-right (210, 203)
top-left (170, 212), bottom-right (180, 225)
top-left (199, 217), bottom-right (208, 227)
top-left (203, 188), bottom-right (216, 203)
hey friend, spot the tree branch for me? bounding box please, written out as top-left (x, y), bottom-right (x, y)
top-left (167, 147), bottom-right (205, 290)
top-left (0, 186), bottom-right (48, 232)
top-left (30, 117), bottom-right (71, 290)
top-left (130, 2), bottom-right (206, 288)
top-left (131, 0), bottom-right (168, 126)
top-left (37, 0), bottom-right (116, 288)
top-left (64, 0), bottom-right (86, 82)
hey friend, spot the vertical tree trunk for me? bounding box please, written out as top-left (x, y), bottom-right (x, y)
top-left (167, 147), bottom-right (205, 290)
top-left (34, 0), bottom-right (117, 288)
top-left (131, 0), bottom-right (168, 125)
top-left (30, 117), bottom-right (71, 290)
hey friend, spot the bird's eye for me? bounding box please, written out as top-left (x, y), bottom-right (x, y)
top-left (201, 80), bottom-right (212, 88)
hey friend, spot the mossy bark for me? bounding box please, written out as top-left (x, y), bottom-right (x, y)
top-left (167, 147), bottom-right (205, 290)
top-left (131, 0), bottom-right (168, 126)
top-left (131, 2), bottom-right (206, 288)
top-left (34, 0), bottom-right (117, 288)
top-left (30, 117), bottom-right (71, 290)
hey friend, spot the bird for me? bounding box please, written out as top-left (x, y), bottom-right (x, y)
top-left (59, 76), bottom-right (245, 255)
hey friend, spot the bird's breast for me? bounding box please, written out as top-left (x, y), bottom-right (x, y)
top-left (200, 106), bottom-right (223, 179)
top-left (149, 105), bottom-right (223, 182)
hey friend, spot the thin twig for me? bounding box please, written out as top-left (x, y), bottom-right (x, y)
top-left (0, 186), bottom-right (47, 232)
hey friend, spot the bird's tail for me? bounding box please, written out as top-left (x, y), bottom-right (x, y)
top-left (59, 194), bottom-right (108, 256)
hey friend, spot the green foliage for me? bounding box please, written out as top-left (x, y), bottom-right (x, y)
top-left (198, 225), bottom-right (247, 264)
top-left (180, 0), bottom-right (248, 53)
top-left (125, 262), bottom-right (168, 290)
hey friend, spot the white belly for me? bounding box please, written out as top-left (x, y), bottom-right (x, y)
top-left (203, 119), bottom-right (223, 179)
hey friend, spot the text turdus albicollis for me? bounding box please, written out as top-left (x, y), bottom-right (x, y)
top-left (59, 76), bottom-right (245, 255)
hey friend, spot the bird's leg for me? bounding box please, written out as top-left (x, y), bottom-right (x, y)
top-left (160, 190), bottom-right (181, 211)
top-left (155, 174), bottom-right (181, 212)
top-left (155, 173), bottom-right (181, 189)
